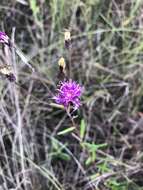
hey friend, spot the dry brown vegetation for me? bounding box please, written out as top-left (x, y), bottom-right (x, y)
top-left (0, 0), bottom-right (143, 190)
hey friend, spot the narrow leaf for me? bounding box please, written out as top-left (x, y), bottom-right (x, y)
top-left (80, 119), bottom-right (86, 140)
top-left (57, 127), bottom-right (75, 135)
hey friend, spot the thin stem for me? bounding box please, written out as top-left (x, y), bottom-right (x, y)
top-left (68, 46), bottom-right (72, 79)
top-left (66, 107), bottom-right (81, 142)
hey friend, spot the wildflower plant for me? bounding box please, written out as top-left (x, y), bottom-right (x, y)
top-left (0, 31), bottom-right (16, 81)
top-left (53, 30), bottom-right (84, 138)
top-left (54, 30), bottom-right (83, 112)
top-left (0, 31), bottom-right (34, 82)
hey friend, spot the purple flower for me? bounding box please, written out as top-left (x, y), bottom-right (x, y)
top-left (0, 32), bottom-right (9, 45)
top-left (54, 80), bottom-right (83, 110)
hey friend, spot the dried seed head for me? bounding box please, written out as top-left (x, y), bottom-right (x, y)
top-left (64, 30), bottom-right (71, 49)
top-left (64, 30), bottom-right (71, 41)
top-left (57, 57), bottom-right (67, 81)
top-left (0, 65), bottom-right (12, 75)
top-left (0, 65), bottom-right (16, 82)
top-left (58, 57), bottom-right (66, 70)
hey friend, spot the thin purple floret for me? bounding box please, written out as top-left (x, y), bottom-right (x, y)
top-left (0, 32), bottom-right (9, 45)
top-left (54, 80), bottom-right (83, 110)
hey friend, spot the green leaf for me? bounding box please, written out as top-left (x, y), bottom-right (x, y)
top-left (58, 153), bottom-right (71, 161)
top-left (51, 139), bottom-right (59, 150)
top-left (97, 160), bottom-right (112, 173)
top-left (29, 0), bottom-right (39, 16)
top-left (85, 157), bottom-right (92, 165)
top-left (49, 103), bottom-right (64, 109)
top-left (82, 142), bottom-right (107, 151)
top-left (91, 150), bottom-right (96, 162)
top-left (80, 119), bottom-right (86, 140)
top-left (57, 127), bottom-right (75, 135)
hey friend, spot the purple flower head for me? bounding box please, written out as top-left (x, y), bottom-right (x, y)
top-left (54, 80), bottom-right (83, 110)
top-left (0, 32), bottom-right (9, 45)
